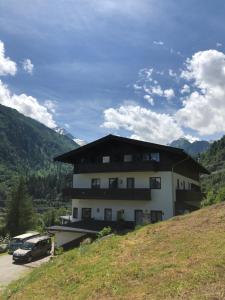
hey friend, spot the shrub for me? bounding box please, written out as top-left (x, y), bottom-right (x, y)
top-left (97, 227), bottom-right (112, 239)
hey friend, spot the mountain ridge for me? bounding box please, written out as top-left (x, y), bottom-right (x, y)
top-left (169, 137), bottom-right (210, 156)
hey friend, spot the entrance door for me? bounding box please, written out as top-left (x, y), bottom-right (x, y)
top-left (82, 208), bottom-right (92, 220)
top-left (104, 208), bottom-right (112, 221)
top-left (135, 210), bottom-right (143, 225)
top-left (151, 210), bottom-right (163, 223)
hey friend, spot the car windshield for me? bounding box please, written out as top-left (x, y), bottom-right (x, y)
top-left (21, 242), bottom-right (33, 250)
top-left (10, 238), bottom-right (20, 244)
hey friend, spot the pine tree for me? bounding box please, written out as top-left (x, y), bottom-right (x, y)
top-left (6, 177), bottom-right (35, 236)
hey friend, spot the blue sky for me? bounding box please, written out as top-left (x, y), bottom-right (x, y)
top-left (0, 0), bottom-right (225, 144)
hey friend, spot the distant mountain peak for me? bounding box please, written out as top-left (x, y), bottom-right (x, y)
top-left (54, 126), bottom-right (87, 146)
top-left (169, 138), bottom-right (210, 156)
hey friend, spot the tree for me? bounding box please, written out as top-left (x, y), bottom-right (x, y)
top-left (6, 177), bottom-right (35, 236)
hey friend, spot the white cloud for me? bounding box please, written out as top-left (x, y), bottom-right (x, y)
top-left (0, 80), bottom-right (57, 128)
top-left (102, 105), bottom-right (183, 144)
top-left (164, 88), bottom-right (175, 100)
top-left (44, 99), bottom-right (57, 114)
top-left (216, 42), bottom-right (222, 48)
top-left (180, 84), bottom-right (190, 94)
top-left (151, 85), bottom-right (164, 96)
top-left (177, 49), bottom-right (225, 136)
top-left (143, 95), bottom-right (154, 105)
top-left (22, 58), bottom-right (34, 74)
top-left (153, 41), bottom-right (164, 46)
top-left (133, 83), bottom-right (142, 90)
top-left (184, 134), bottom-right (199, 143)
top-left (74, 138), bottom-right (87, 146)
top-left (0, 40), bottom-right (17, 76)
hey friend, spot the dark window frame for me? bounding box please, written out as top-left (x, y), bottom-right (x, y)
top-left (82, 208), bottom-right (92, 220)
top-left (123, 154), bottom-right (133, 162)
top-left (150, 177), bottom-right (161, 189)
top-left (91, 178), bottom-right (101, 189)
top-left (104, 208), bottom-right (112, 221)
top-left (134, 209), bottom-right (143, 224)
top-left (73, 207), bottom-right (78, 219)
top-left (151, 210), bottom-right (163, 223)
top-left (150, 152), bottom-right (160, 162)
top-left (102, 155), bottom-right (110, 163)
top-left (109, 178), bottom-right (118, 189)
top-left (127, 177), bottom-right (135, 188)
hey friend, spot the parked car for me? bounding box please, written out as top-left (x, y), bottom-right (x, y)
top-left (13, 235), bottom-right (52, 263)
top-left (8, 232), bottom-right (40, 254)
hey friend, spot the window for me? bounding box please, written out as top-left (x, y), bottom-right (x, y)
top-left (135, 210), bottom-right (143, 225)
top-left (143, 153), bottom-right (150, 161)
top-left (151, 210), bottom-right (163, 223)
top-left (91, 178), bottom-right (100, 189)
top-left (102, 156), bottom-right (110, 163)
top-left (127, 177), bottom-right (135, 188)
top-left (177, 179), bottom-right (180, 189)
top-left (151, 152), bottom-right (160, 162)
top-left (104, 208), bottom-right (112, 221)
top-left (124, 154), bottom-right (132, 162)
top-left (109, 178), bottom-right (118, 189)
top-left (82, 208), bottom-right (92, 220)
top-left (73, 207), bottom-right (78, 219)
top-left (150, 177), bottom-right (161, 189)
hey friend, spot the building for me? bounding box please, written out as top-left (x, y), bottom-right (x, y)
top-left (49, 134), bottom-right (209, 247)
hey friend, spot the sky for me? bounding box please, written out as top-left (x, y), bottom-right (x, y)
top-left (0, 0), bottom-right (225, 145)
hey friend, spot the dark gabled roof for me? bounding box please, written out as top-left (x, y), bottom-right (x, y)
top-left (54, 134), bottom-right (209, 174)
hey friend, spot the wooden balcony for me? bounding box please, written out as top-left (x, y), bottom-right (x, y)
top-left (73, 160), bottom-right (159, 174)
top-left (175, 189), bottom-right (204, 215)
top-left (63, 188), bottom-right (151, 201)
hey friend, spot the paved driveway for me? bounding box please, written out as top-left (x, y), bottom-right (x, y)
top-left (0, 254), bottom-right (50, 290)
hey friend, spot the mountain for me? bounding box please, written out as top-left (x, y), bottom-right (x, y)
top-left (200, 135), bottom-right (225, 173)
top-left (5, 203), bottom-right (225, 299)
top-left (0, 104), bottom-right (79, 176)
top-left (54, 126), bottom-right (75, 141)
top-left (0, 104), bottom-right (79, 204)
top-left (169, 138), bottom-right (210, 156)
top-left (54, 126), bottom-right (87, 146)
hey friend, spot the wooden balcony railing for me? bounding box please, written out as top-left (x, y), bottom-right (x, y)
top-left (63, 188), bottom-right (151, 201)
top-left (73, 160), bottom-right (159, 174)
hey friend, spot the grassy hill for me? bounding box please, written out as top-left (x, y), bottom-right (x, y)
top-left (4, 203), bottom-right (225, 299)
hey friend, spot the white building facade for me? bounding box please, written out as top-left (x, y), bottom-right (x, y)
top-left (55, 135), bottom-right (209, 228)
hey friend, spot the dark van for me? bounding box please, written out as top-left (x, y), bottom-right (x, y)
top-left (13, 236), bottom-right (51, 263)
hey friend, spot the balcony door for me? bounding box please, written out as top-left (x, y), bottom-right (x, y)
top-left (109, 178), bottom-right (118, 189)
top-left (82, 208), bottom-right (92, 220)
top-left (104, 208), bottom-right (112, 221)
top-left (151, 210), bottom-right (162, 223)
top-left (135, 210), bottom-right (143, 225)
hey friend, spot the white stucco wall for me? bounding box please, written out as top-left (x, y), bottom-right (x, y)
top-left (72, 171), bottom-right (174, 221)
top-left (71, 170), bottom-right (201, 222)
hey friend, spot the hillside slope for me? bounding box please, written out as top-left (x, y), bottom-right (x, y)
top-left (4, 203), bottom-right (225, 300)
top-left (0, 104), bottom-right (78, 176)
top-left (200, 135), bottom-right (225, 193)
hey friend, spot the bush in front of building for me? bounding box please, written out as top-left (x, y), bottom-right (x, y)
top-left (97, 227), bottom-right (112, 239)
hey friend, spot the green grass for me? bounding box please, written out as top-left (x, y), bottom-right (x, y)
top-left (3, 203), bottom-right (225, 299)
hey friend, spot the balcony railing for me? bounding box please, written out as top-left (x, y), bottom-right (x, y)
top-left (73, 160), bottom-right (159, 174)
top-left (63, 188), bottom-right (151, 201)
top-left (176, 189), bottom-right (204, 204)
